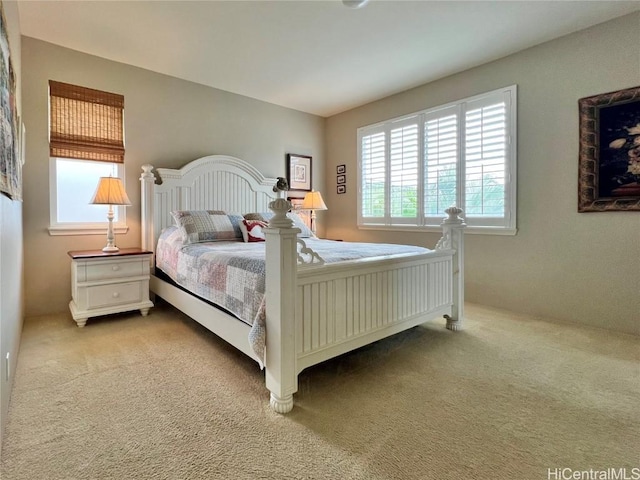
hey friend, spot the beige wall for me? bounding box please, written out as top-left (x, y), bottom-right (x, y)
top-left (1, 0), bottom-right (23, 453)
top-left (325, 13), bottom-right (640, 335)
top-left (21, 37), bottom-right (325, 317)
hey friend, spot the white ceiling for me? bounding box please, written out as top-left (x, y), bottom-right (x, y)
top-left (17, 0), bottom-right (640, 117)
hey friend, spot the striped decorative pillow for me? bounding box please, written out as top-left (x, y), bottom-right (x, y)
top-left (171, 211), bottom-right (243, 245)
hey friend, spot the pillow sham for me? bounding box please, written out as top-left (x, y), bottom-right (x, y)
top-left (243, 212), bottom-right (264, 221)
top-left (171, 210), bottom-right (243, 245)
top-left (239, 219), bottom-right (268, 242)
top-left (242, 212), bottom-right (315, 238)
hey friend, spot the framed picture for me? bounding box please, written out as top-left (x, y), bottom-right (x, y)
top-left (337, 185), bottom-right (346, 195)
top-left (337, 174), bottom-right (346, 184)
top-left (286, 153), bottom-right (312, 191)
top-left (337, 164), bottom-right (346, 175)
top-left (578, 85), bottom-right (640, 212)
top-left (0, 3), bottom-right (20, 201)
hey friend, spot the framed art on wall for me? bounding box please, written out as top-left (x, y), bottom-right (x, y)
top-left (578, 85), bottom-right (640, 212)
top-left (0, 2), bottom-right (20, 201)
top-left (286, 153), bottom-right (312, 191)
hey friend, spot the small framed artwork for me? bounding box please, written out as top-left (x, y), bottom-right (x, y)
top-left (286, 153), bottom-right (312, 191)
top-left (337, 185), bottom-right (346, 194)
top-left (578, 85), bottom-right (640, 212)
top-left (336, 164), bottom-right (346, 175)
top-left (337, 174), bottom-right (346, 184)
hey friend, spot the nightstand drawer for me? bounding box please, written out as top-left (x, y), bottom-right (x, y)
top-left (82, 259), bottom-right (146, 281)
top-left (86, 281), bottom-right (143, 309)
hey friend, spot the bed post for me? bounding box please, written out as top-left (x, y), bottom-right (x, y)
top-left (140, 165), bottom-right (155, 256)
top-left (437, 206), bottom-right (466, 331)
top-left (263, 198), bottom-right (300, 413)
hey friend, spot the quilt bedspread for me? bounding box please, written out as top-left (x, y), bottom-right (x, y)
top-left (156, 226), bottom-right (432, 365)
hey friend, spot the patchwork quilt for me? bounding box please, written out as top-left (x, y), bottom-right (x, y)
top-left (156, 226), bottom-right (431, 365)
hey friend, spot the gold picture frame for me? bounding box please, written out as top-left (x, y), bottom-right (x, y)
top-left (578, 85), bottom-right (640, 212)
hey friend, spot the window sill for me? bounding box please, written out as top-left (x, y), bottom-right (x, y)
top-left (48, 225), bottom-right (129, 236)
top-left (358, 224), bottom-right (517, 236)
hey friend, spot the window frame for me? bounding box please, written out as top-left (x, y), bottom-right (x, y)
top-left (48, 157), bottom-right (129, 236)
top-left (48, 81), bottom-right (128, 236)
top-left (357, 85), bottom-right (517, 235)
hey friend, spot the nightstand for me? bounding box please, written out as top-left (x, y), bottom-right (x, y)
top-left (68, 248), bottom-right (154, 327)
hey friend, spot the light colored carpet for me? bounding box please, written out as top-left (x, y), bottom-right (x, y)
top-left (1, 301), bottom-right (638, 480)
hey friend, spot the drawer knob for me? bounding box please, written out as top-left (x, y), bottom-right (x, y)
top-left (112, 266), bottom-right (120, 271)
top-left (112, 292), bottom-right (120, 298)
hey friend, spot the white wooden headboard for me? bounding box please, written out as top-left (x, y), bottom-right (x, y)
top-left (140, 155), bottom-right (279, 252)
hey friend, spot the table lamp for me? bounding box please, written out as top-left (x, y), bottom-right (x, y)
top-left (90, 177), bottom-right (131, 252)
top-left (301, 190), bottom-right (327, 235)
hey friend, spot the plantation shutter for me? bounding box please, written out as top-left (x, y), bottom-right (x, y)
top-left (464, 93), bottom-right (508, 224)
top-left (357, 85), bottom-right (516, 232)
top-left (360, 129), bottom-right (386, 221)
top-left (423, 107), bottom-right (459, 221)
top-left (49, 80), bottom-right (125, 163)
top-left (389, 118), bottom-right (419, 223)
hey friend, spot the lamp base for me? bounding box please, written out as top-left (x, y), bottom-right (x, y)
top-left (102, 205), bottom-right (119, 253)
top-left (310, 210), bottom-right (317, 235)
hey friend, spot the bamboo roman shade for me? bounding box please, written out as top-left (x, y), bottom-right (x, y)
top-left (49, 80), bottom-right (125, 163)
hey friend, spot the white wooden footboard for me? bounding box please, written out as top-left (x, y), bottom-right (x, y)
top-left (295, 253), bottom-right (453, 372)
top-left (263, 199), bottom-right (465, 414)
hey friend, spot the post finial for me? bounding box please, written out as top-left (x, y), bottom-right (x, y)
top-left (443, 206), bottom-right (464, 224)
top-left (141, 164), bottom-right (154, 179)
top-left (268, 198), bottom-right (294, 228)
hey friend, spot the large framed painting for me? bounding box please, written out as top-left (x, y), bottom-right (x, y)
top-left (578, 85), bottom-right (640, 212)
top-left (0, 1), bottom-right (21, 201)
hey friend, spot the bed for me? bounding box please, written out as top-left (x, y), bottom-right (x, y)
top-left (140, 155), bottom-right (466, 413)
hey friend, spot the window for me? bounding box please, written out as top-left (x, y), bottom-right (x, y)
top-left (48, 81), bottom-right (128, 235)
top-left (358, 85), bottom-right (517, 234)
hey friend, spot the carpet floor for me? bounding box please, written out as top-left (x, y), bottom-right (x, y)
top-left (1, 301), bottom-right (638, 480)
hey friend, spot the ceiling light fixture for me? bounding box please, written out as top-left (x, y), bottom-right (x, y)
top-left (342, 0), bottom-right (370, 9)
